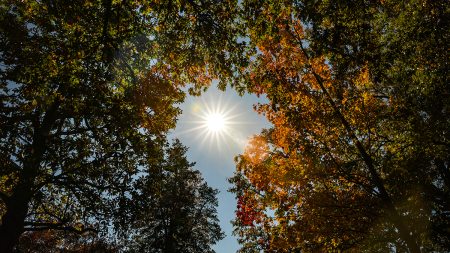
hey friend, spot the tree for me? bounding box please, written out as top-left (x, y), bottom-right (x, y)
top-left (13, 141), bottom-right (224, 253)
top-left (0, 0), bottom-right (244, 251)
top-left (230, 0), bottom-right (449, 252)
top-left (126, 140), bottom-right (224, 253)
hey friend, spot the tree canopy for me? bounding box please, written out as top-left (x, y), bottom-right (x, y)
top-left (230, 0), bottom-right (449, 252)
top-left (13, 140), bottom-right (224, 253)
top-left (127, 140), bottom-right (224, 253)
top-left (1, 0), bottom-right (448, 252)
top-left (0, 0), bottom-right (243, 251)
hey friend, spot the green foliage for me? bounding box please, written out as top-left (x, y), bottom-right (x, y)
top-left (0, 0), bottom-right (243, 251)
top-left (126, 140), bottom-right (224, 253)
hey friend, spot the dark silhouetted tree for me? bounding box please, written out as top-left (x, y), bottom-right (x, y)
top-left (127, 140), bottom-right (224, 253)
top-left (0, 0), bottom-right (244, 251)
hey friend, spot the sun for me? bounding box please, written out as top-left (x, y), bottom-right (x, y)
top-left (172, 88), bottom-right (251, 152)
top-left (206, 113), bottom-right (226, 132)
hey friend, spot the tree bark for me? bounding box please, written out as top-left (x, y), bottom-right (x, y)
top-left (0, 187), bottom-right (33, 252)
top-left (0, 100), bottom-right (60, 252)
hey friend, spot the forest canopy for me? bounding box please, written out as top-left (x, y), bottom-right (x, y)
top-left (0, 0), bottom-right (242, 252)
top-left (230, 0), bottom-right (449, 252)
top-left (1, 0), bottom-right (449, 253)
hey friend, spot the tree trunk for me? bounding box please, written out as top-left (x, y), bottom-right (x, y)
top-left (0, 158), bottom-right (39, 252)
top-left (0, 100), bottom-right (60, 252)
top-left (164, 225), bottom-right (176, 253)
top-left (0, 189), bottom-right (32, 253)
top-left (298, 43), bottom-right (422, 253)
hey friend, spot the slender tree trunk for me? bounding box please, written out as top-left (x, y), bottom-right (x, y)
top-left (164, 222), bottom-right (176, 253)
top-left (297, 43), bottom-right (421, 253)
top-left (321, 77), bottom-right (421, 253)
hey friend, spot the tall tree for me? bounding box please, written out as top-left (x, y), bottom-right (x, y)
top-left (0, 0), bottom-right (243, 251)
top-left (127, 140), bottom-right (224, 253)
top-left (231, 0), bottom-right (449, 252)
top-left (14, 141), bottom-right (223, 253)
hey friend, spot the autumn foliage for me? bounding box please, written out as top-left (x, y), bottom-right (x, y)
top-left (1, 0), bottom-right (448, 252)
top-left (231, 0), bottom-right (449, 252)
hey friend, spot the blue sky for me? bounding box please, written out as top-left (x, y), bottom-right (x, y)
top-left (169, 85), bottom-right (270, 253)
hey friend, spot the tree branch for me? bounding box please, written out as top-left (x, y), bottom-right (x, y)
top-left (23, 222), bottom-right (97, 234)
top-left (293, 29), bottom-right (421, 253)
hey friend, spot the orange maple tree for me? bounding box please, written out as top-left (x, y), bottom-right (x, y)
top-left (230, 1), bottom-right (448, 252)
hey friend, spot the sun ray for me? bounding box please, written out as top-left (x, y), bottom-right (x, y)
top-left (172, 88), bottom-right (260, 155)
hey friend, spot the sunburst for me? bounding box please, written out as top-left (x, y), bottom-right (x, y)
top-left (174, 91), bottom-right (246, 152)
